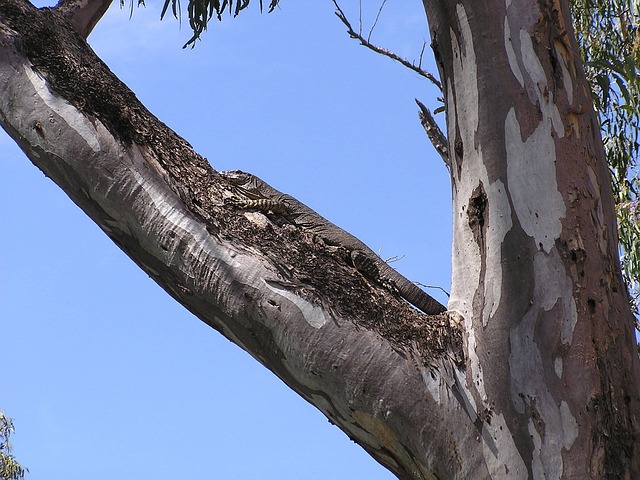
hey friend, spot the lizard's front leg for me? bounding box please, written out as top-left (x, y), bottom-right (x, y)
top-left (229, 197), bottom-right (290, 216)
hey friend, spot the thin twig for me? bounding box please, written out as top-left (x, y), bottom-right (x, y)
top-left (415, 282), bottom-right (450, 297)
top-left (384, 254), bottom-right (405, 264)
top-left (415, 98), bottom-right (450, 167)
top-left (418, 41), bottom-right (426, 70)
top-left (332, 0), bottom-right (442, 90)
top-left (367, 0), bottom-right (387, 43)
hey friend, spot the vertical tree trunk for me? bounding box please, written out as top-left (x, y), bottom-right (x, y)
top-left (423, 0), bottom-right (640, 477)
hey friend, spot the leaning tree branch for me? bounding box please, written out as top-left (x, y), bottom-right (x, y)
top-left (56, 0), bottom-right (113, 39)
top-left (0, 3), bottom-right (468, 477)
top-left (415, 98), bottom-right (449, 167)
top-left (332, 0), bottom-right (442, 91)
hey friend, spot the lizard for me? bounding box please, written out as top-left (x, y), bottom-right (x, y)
top-left (220, 169), bottom-right (447, 316)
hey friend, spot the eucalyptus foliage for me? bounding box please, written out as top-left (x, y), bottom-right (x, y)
top-left (572, 0), bottom-right (640, 318)
top-left (158, 0), bottom-right (280, 47)
top-left (0, 412), bottom-right (26, 480)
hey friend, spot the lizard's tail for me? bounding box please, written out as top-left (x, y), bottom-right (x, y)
top-left (377, 261), bottom-right (447, 315)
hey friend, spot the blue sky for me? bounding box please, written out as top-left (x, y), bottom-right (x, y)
top-left (1, 1), bottom-right (452, 478)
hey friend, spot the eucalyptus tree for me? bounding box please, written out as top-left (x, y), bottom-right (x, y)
top-left (0, 412), bottom-right (26, 480)
top-left (0, 0), bottom-right (639, 478)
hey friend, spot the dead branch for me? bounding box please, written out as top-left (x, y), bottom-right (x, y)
top-left (415, 281), bottom-right (450, 298)
top-left (332, 0), bottom-right (442, 91)
top-left (416, 98), bottom-right (450, 167)
top-left (385, 254), bottom-right (405, 264)
top-left (367, 0), bottom-right (387, 43)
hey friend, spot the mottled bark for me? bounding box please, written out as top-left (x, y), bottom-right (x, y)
top-left (423, 0), bottom-right (640, 477)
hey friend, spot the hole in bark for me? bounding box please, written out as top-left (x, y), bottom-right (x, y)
top-left (455, 139), bottom-right (464, 159)
top-left (587, 298), bottom-right (596, 314)
top-left (467, 183), bottom-right (488, 246)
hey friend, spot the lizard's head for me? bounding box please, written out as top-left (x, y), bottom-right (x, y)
top-left (219, 169), bottom-right (251, 186)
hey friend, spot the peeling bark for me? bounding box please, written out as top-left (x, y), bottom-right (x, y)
top-left (423, 0), bottom-right (640, 477)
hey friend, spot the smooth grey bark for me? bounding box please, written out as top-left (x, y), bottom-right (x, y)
top-left (1, 0), bottom-right (640, 478)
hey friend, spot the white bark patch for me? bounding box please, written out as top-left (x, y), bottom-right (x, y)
top-left (448, 5), bottom-right (514, 327)
top-left (483, 180), bottom-right (512, 325)
top-left (24, 66), bottom-right (101, 153)
top-left (504, 0), bottom-right (544, 85)
top-left (451, 5), bottom-right (479, 150)
top-left (447, 6), bottom-right (481, 318)
top-left (483, 413), bottom-right (528, 479)
top-left (447, 79), bottom-right (487, 326)
top-left (519, 30), bottom-right (564, 136)
top-left (505, 107), bottom-right (565, 253)
top-left (559, 400), bottom-right (579, 448)
top-left (504, 19), bottom-right (524, 87)
top-left (554, 356), bottom-right (563, 378)
top-left (509, 249), bottom-right (578, 478)
top-left (421, 367), bottom-right (442, 405)
top-left (531, 249), bottom-right (578, 345)
top-left (264, 281), bottom-right (328, 328)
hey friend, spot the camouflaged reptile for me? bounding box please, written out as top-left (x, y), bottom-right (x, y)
top-left (220, 169), bottom-right (446, 315)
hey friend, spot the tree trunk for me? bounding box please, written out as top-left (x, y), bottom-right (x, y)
top-left (422, 0), bottom-right (640, 477)
top-left (0, 0), bottom-right (638, 478)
